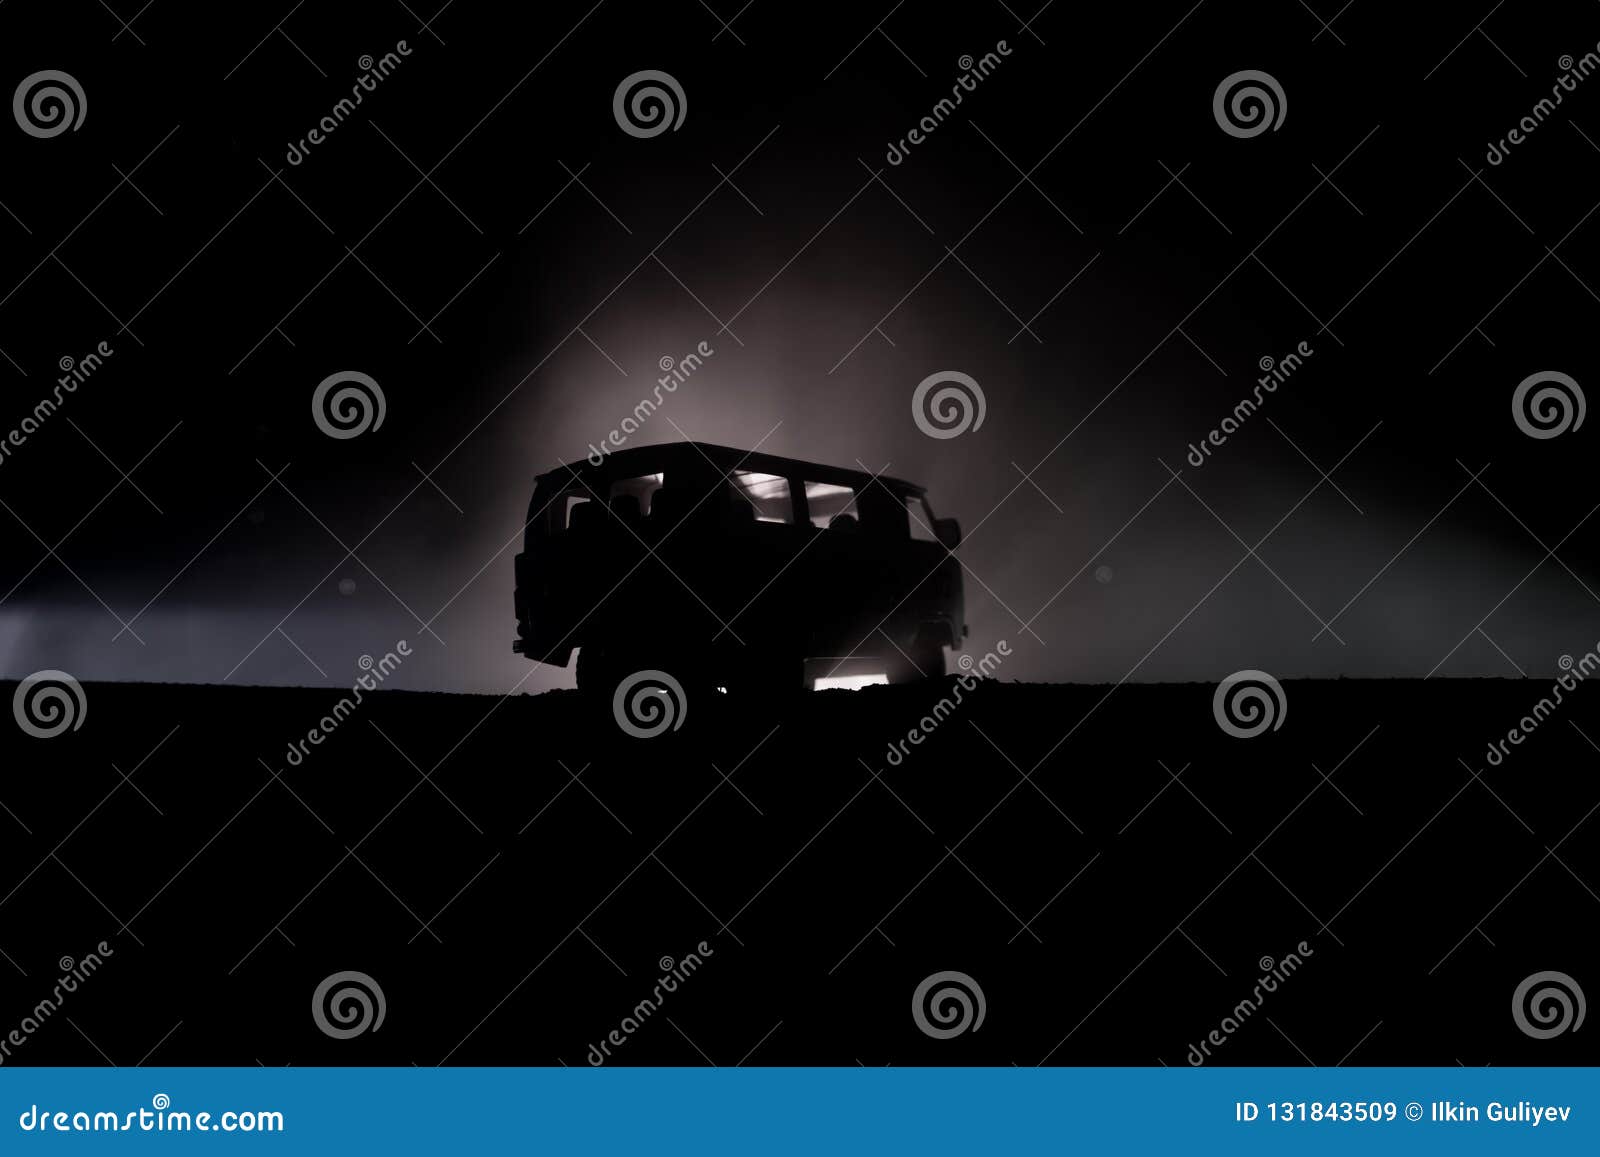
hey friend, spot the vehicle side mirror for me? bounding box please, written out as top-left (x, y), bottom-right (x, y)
top-left (934, 517), bottom-right (961, 549)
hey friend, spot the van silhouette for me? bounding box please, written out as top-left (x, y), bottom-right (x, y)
top-left (513, 443), bottom-right (965, 693)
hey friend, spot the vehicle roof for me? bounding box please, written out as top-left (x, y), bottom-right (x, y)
top-left (535, 442), bottom-right (927, 495)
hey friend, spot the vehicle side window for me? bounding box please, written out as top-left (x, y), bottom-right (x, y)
top-left (907, 495), bottom-right (938, 541)
top-left (562, 494), bottom-right (592, 530)
top-left (731, 471), bottom-right (794, 524)
top-left (806, 482), bottom-right (859, 529)
top-left (608, 472), bottom-right (663, 517)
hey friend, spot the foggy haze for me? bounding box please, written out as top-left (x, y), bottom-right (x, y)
top-left (3, 1), bottom-right (1598, 693)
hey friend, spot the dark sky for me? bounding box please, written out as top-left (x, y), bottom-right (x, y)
top-left (3, 0), bottom-right (1600, 692)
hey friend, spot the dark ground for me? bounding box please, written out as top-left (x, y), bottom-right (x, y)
top-left (0, 677), bottom-right (1595, 1067)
